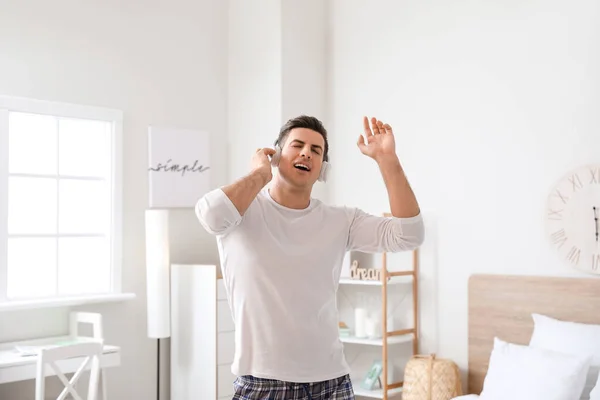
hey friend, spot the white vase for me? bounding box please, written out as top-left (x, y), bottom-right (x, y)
top-left (366, 317), bottom-right (380, 339)
top-left (354, 308), bottom-right (368, 338)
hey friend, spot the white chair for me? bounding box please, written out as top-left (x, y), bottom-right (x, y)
top-left (69, 312), bottom-right (108, 400)
top-left (35, 341), bottom-right (103, 400)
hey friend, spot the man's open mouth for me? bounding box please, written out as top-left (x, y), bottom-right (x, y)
top-left (294, 163), bottom-right (311, 172)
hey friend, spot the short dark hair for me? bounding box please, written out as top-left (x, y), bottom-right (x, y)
top-left (275, 115), bottom-right (329, 162)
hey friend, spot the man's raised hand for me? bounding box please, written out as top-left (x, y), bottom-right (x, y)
top-left (357, 116), bottom-right (397, 163)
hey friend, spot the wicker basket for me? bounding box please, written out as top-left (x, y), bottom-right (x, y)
top-left (402, 354), bottom-right (463, 400)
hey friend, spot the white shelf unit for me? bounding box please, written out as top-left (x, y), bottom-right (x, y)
top-left (339, 277), bottom-right (410, 286)
top-left (338, 243), bottom-right (420, 400)
top-left (170, 264), bottom-right (236, 400)
top-left (340, 334), bottom-right (412, 346)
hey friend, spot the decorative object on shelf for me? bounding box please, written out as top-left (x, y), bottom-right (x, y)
top-left (365, 315), bottom-right (381, 339)
top-left (354, 307), bottom-right (368, 338)
top-left (545, 163), bottom-right (600, 275)
top-left (361, 360), bottom-right (384, 391)
top-left (402, 354), bottom-right (462, 400)
top-left (339, 321), bottom-right (351, 337)
top-left (350, 260), bottom-right (383, 281)
top-left (148, 125), bottom-right (211, 208)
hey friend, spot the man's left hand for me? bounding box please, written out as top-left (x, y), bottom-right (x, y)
top-left (357, 116), bottom-right (398, 163)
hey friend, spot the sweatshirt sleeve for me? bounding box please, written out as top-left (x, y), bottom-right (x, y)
top-left (346, 208), bottom-right (424, 253)
top-left (195, 188), bottom-right (242, 236)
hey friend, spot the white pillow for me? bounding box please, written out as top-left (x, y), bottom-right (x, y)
top-left (479, 337), bottom-right (591, 400)
top-left (529, 313), bottom-right (600, 400)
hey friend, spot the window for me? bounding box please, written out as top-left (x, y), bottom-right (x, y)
top-left (0, 96), bottom-right (125, 307)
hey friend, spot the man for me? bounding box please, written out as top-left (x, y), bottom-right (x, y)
top-left (196, 115), bottom-right (424, 399)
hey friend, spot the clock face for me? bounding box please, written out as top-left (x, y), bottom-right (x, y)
top-left (546, 164), bottom-right (600, 275)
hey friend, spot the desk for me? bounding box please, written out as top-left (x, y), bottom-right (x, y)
top-left (0, 335), bottom-right (120, 385)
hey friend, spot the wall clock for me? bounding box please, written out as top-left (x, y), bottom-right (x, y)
top-left (545, 164), bottom-right (600, 275)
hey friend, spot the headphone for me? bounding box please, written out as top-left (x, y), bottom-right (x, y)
top-left (270, 144), bottom-right (331, 183)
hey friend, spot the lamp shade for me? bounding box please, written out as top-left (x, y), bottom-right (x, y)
top-left (145, 209), bottom-right (171, 339)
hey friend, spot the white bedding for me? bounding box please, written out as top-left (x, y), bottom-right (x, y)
top-left (460, 314), bottom-right (600, 400)
top-left (477, 337), bottom-right (590, 400)
top-left (529, 313), bottom-right (600, 400)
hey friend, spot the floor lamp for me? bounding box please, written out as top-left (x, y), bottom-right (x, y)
top-left (145, 209), bottom-right (171, 400)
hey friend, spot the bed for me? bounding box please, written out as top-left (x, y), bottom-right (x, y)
top-left (462, 274), bottom-right (600, 399)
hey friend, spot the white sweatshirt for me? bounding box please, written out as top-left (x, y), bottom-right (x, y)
top-left (195, 187), bottom-right (424, 383)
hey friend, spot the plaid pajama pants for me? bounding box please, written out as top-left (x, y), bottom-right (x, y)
top-left (232, 374), bottom-right (355, 400)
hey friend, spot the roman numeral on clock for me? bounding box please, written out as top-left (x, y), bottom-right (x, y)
top-left (590, 167), bottom-right (600, 184)
top-left (553, 189), bottom-right (569, 204)
top-left (547, 209), bottom-right (563, 220)
top-left (568, 174), bottom-right (583, 191)
top-left (550, 229), bottom-right (568, 249)
top-left (592, 254), bottom-right (600, 272)
top-left (566, 246), bottom-right (580, 265)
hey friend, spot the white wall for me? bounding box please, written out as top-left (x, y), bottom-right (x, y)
top-left (0, 1), bottom-right (228, 399)
top-left (3, 0), bottom-right (598, 396)
top-left (228, 0), bottom-right (282, 182)
top-left (328, 0), bottom-right (600, 382)
top-left (228, 0), bottom-right (329, 201)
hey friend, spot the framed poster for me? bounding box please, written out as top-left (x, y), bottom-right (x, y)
top-left (148, 126), bottom-right (211, 208)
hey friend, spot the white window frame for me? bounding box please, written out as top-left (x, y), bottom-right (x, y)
top-left (0, 95), bottom-right (134, 311)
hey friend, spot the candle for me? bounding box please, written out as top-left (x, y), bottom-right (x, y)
top-left (366, 317), bottom-right (380, 339)
top-left (354, 308), bottom-right (368, 338)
